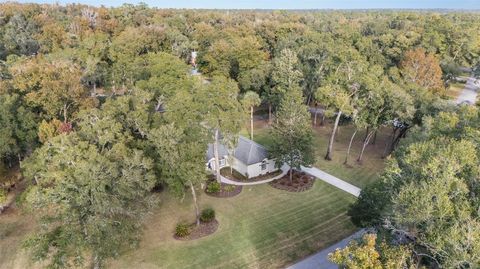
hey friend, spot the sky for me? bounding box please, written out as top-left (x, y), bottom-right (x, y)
top-left (12, 0), bottom-right (480, 9)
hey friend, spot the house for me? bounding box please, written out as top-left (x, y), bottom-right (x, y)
top-left (206, 135), bottom-right (277, 178)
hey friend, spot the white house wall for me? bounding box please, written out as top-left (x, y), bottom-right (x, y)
top-left (207, 157), bottom-right (278, 179)
top-left (246, 159), bottom-right (277, 178)
top-left (232, 158), bottom-right (248, 177)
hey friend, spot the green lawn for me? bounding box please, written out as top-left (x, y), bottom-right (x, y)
top-left (247, 120), bottom-right (387, 188)
top-left (109, 182), bottom-right (356, 269)
top-left (1, 180), bottom-right (357, 269)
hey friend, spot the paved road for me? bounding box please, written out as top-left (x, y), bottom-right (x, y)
top-left (301, 166), bottom-right (361, 197)
top-left (286, 229), bottom-right (366, 269)
top-left (456, 76), bottom-right (479, 105)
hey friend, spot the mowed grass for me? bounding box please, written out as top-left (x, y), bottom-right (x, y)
top-left (0, 180), bottom-right (357, 269)
top-left (109, 182), bottom-right (356, 269)
top-left (247, 118), bottom-right (387, 188)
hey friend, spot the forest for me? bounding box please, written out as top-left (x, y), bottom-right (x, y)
top-left (1, 2), bottom-right (480, 269)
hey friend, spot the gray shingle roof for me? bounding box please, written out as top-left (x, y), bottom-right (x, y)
top-left (206, 135), bottom-right (269, 165)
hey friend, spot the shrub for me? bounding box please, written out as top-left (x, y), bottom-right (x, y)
top-left (175, 223), bottom-right (191, 237)
top-left (200, 208), bottom-right (215, 223)
top-left (206, 181), bottom-right (221, 193)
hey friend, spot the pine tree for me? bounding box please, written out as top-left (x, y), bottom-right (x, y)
top-left (270, 86), bottom-right (314, 182)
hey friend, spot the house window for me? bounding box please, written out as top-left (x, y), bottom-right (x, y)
top-left (261, 161), bottom-right (267, 170)
top-left (219, 158), bottom-right (226, 167)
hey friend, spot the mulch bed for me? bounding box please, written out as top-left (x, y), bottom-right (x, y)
top-left (269, 170), bottom-right (315, 192)
top-left (174, 219), bottom-right (219, 241)
top-left (204, 180), bottom-right (242, 198)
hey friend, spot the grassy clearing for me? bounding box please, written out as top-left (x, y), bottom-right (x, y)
top-left (445, 81), bottom-right (466, 100)
top-left (247, 119), bottom-right (387, 188)
top-left (109, 182), bottom-right (356, 269)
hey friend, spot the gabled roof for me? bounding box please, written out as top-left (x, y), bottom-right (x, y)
top-left (234, 136), bottom-right (269, 165)
top-left (206, 143), bottom-right (229, 162)
top-left (206, 135), bottom-right (269, 165)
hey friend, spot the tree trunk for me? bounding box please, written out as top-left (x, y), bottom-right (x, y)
top-left (289, 167), bottom-right (293, 184)
top-left (344, 129), bottom-right (357, 165)
top-left (325, 111), bottom-right (342, 160)
top-left (189, 181), bottom-right (200, 226)
top-left (213, 129), bottom-right (221, 183)
top-left (63, 103), bottom-right (68, 123)
top-left (382, 127), bottom-right (397, 158)
top-left (363, 127), bottom-right (370, 142)
top-left (357, 130), bottom-right (374, 163)
top-left (313, 109), bottom-right (318, 126)
top-left (268, 103), bottom-right (272, 124)
top-left (372, 130), bottom-right (377, 145)
top-left (391, 127), bottom-right (409, 151)
top-left (91, 255), bottom-right (101, 269)
top-left (250, 106), bottom-right (254, 140)
top-left (320, 113), bottom-right (325, 126)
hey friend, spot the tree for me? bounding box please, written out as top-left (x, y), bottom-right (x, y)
top-left (136, 52), bottom-right (191, 105)
top-left (268, 48), bottom-right (303, 123)
top-left (0, 93), bottom-right (38, 163)
top-left (37, 119), bottom-right (62, 143)
top-left (350, 107), bottom-right (480, 268)
top-left (241, 91), bottom-right (261, 140)
top-left (298, 31), bottom-right (333, 105)
top-left (270, 86), bottom-right (314, 182)
top-left (316, 46), bottom-right (367, 160)
top-left (9, 57), bottom-right (96, 122)
top-left (22, 130), bottom-right (155, 269)
top-left (329, 233), bottom-right (414, 269)
top-left (271, 48), bottom-right (303, 100)
top-left (148, 124), bottom-right (206, 226)
top-left (159, 79), bottom-right (211, 225)
top-left (400, 48), bottom-right (444, 92)
top-left (200, 76), bottom-right (244, 183)
top-left (3, 13), bottom-right (40, 56)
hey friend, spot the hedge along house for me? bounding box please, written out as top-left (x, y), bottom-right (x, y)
top-left (206, 135), bottom-right (277, 179)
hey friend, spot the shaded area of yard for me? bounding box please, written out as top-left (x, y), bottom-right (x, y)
top-left (0, 209), bottom-right (39, 269)
top-left (108, 182), bottom-right (356, 269)
top-left (246, 119), bottom-right (387, 188)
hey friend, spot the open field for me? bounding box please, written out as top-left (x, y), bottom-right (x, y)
top-left (245, 118), bottom-right (388, 188)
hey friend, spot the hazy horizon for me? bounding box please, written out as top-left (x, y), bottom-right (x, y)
top-left (11, 0), bottom-right (480, 10)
